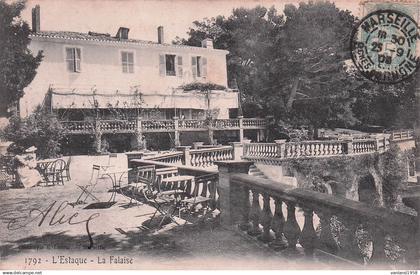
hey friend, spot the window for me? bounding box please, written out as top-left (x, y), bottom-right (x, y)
top-left (65, 47), bottom-right (81, 72)
top-left (159, 54), bottom-right (183, 77)
top-left (121, 51), bottom-right (134, 73)
top-left (192, 56), bottom-right (207, 78)
top-left (165, 54), bottom-right (176, 76)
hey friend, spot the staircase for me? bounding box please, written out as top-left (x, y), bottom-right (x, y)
top-left (248, 164), bottom-right (268, 179)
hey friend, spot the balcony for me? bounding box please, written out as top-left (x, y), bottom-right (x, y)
top-left (60, 117), bottom-right (267, 135)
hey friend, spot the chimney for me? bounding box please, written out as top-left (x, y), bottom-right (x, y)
top-left (31, 5), bottom-right (40, 33)
top-left (157, 26), bottom-right (164, 44)
top-left (201, 38), bottom-right (213, 49)
top-left (116, 27), bottom-right (129, 40)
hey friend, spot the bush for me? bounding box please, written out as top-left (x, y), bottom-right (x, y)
top-left (0, 107), bottom-right (66, 158)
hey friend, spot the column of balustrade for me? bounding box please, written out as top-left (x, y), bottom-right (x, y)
top-left (173, 116), bottom-right (180, 147)
top-left (238, 116), bottom-right (244, 143)
top-left (215, 161), bottom-right (253, 226)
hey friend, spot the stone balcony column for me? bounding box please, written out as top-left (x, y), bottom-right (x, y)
top-left (215, 161), bottom-right (253, 227)
top-left (238, 116), bottom-right (244, 143)
top-left (94, 120), bottom-right (102, 153)
top-left (229, 142), bottom-right (244, 161)
top-left (402, 194), bottom-right (420, 266)
top-left (176, 146), bottom-right (191, 166)
top-left (135, 116), bottom-right (143, 150)
top-left (173, 116), bottom-right (180, 147)
top-left (275, 139), bottom-right (287, 158)
top-left (344, 138), bottom-right (354, 155)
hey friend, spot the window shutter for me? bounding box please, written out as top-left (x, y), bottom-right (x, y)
top-left (159, 54), bottom-right (166, 76)
top-left (191, 56), bottom-right (197, 78)
top-left (75, 48), bottom-right (81, 72)
top-left (176, 56), bottom-right (183, 78)
top-left (201, 57), bottom-right (207, 78)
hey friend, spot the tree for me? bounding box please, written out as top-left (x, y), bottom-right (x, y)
top-left (177, 1), bottom-right (416, 134)
top-left (0, 0), bottom-right (43, 116)
top-left (0, 106), bottom-right (66, 158)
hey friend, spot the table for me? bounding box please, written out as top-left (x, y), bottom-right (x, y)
top-left (102, 168), bottom-right (132, 202)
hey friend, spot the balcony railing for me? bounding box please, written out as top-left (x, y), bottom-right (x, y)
top-left (62, 118), bottom-right (267, 134)
top-left (217, 162), bottom-right (419, 267)
top-left (189, 146), bottom-right (234, 168)
top-left (243, 137), bottom-right (389, 163)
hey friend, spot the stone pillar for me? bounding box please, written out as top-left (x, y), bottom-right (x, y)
top-left (402, 195), bottom-right (420, 266)
top-left (177, 146), bottom-right (191, 166)
top-left (215, 160), bottom-right (253, 227)
top-left (173, 116), bottom-right (180, 147)
top-left (344, 138), bottom-right (353, 155)
top-left (94, 120), bottom-right (102, 153)
top-left (238, 116), bottom-right (244, 143)
top-left (230, 142), bottom-right (244, 161)
top-left (415, 84), bottom-right (420, 184)
top-left (275, 139), bottom-right (287, 158)
top-left (135, 116), bottom-right (143, 150)
top-left (192, 142), bottom-right (204, 149)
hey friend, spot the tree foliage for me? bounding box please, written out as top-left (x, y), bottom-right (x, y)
top-left (0, 0), bottom-right (43, 115)
top-left (0, 106), bottom-right (66, 158)
top-left (176, 1), bottom-right (416, 132)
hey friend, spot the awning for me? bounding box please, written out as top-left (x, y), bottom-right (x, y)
top-left (50, 89), bottom-right (238, 110)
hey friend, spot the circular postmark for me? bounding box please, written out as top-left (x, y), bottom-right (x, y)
top-left (350, 9), bottom-right (420, 83)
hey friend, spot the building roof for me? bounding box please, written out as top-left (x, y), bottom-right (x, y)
top-left (29, 31), bottom-right (228, 53)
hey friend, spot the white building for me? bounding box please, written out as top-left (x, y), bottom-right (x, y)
top-left (21, 6), bottom-right (266, 152)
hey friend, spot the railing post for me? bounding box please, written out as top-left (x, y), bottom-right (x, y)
top-left (215, 161), bottom-right (253, 227)
top-left (230, 142), bottom-right (244, 161)
top-left (275, 139), bottom-right (287, 158)
top-left (173, 116), bottom-right (180, 147)
top-left (94, 120), bottom-right (102, 153)
top-left (402, 195), bottom-right (420, 267)
top-left (176, 146), bottom-right (191, 166)
top-left (238, 115), bottom-right (244, 143)
top-left (135, 116), bottom-right (144, 150)
top-left (344, 138), bottom-right (353, 155)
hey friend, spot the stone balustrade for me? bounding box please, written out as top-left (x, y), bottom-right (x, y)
top-left (189, 146), bottom-right (234, 168)
top-left (389, 130), bottom-right (415, 141)
top-left (216, 161), bottom-right (420, 267)
top-left (143, 151), bottom-right (184, 165)
top-left (243, 137), bottom-right (390, 163)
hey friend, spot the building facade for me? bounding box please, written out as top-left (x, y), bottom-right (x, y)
top-left (22, 6), bottom-right (265, 153)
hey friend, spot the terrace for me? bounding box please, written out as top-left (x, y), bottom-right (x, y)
top-left (1, 132), bottom-right (418, 269)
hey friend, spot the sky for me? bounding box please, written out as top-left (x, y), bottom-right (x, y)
top-left (21, 0), bottom-right (362, 43)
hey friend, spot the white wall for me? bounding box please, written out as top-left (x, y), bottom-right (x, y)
top-left (21, 36), bottom-right (230, 117)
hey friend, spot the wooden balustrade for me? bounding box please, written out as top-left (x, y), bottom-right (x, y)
top-left (189, 146), bottom-right (234, 168)
top-left (217, 162), bottom-right (418, 267)
top-left (242, 118), bottom-right (267, 129)
top-left (99, 120), bottom-right (137, 133)
top-left (61, 121), bottom-right (94, 133)
top-left (141, 120), bottom-right (175, 132)
top-left (61, 118), bottom-right (267, 134)
top-left (178, 119), bottom-right (207, 130)
top-left (211, 119), bottom-right (240, 129)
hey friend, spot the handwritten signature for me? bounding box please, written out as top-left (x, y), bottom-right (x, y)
top-left (4, 201), bottom-right (100, 249)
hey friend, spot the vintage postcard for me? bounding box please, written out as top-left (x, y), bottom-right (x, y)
top-left (0, 0), bottom-right (419, 272)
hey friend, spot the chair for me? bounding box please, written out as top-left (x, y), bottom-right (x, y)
top-left (139, 169), bottom-right (181, 229)
top-left (98, 153), bottom-right (118, 177)
top-left (43, 159), bottom-right (66, 185)
top-left (118, 165), bottom-right (156, 207)
top-left (74, 164), bottom-right (101, 204)
top-left (178, 173), bottom-right (218, 224)
top-left (62, 156), bottom-right (72, 181)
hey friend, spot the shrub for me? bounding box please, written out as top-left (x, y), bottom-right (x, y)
top-left (0, 107), bottom-right (66, 158)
